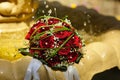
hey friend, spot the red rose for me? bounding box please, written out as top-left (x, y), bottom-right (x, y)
top-left (58, 47), bottom-right (71, 56)
top-left (67, 52), bottom-right (78, 62)
top-left (39, 36), bottom-right (54, 48)
top-left (73, 35), bottom-right (81, 47)
top-left (62, 22), bottom-right (70, 28)
top-left (25, 21), bottom-right (46, 40)
top-left (66, 35), bottom-right (81, 47)
top-left (29, 49), bottom-right (35, 54)
top-left (48, 18), bottom-right (60, 25)
top-left (39, 26), bottom-right (50, 32)
top-left (25, 33), bottom-right (31, 40)
top-left (54, 31), bottom-right (73, 39)
top-left (47, 56), bottom-right (61, 67)
top-left (29, 49), bottom-right (40, 54)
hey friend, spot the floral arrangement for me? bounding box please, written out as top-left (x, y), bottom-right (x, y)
top-left (19, 16), bottom-right (84, 71)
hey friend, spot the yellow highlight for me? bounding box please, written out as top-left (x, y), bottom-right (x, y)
top-left (116, 15), bottom-right (120, 20)
top-left (71, 3), bottom-right (77, 9)
top-left (0, 46), bottom-right (23, 61)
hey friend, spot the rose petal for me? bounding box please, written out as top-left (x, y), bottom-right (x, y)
top-left (47, 56), bottom-right (61, 67)
top-left (48, 18), bottom-right (60, 25)
top-left (58, 47), bottom-right (71, 56)
top-left (25, 21), bottom-right (46, 40)
top-left (62, 22), bottom-right (70, 28)
top-left (39, 36), bottom-right (54, 48)
top-left (66, 35), bottom-right (81, 47)
top-left (54, 31), bottom-right (72, 39)
top-left (67, 52), bottom-right (78, 62)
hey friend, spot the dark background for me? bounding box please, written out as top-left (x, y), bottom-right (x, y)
top-left (35, 0), bottom-right (120, 36)
top-left (35, 1), bottom-right (120, 80)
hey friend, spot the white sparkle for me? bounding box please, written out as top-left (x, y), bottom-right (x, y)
top-left (54, 42), bottom-right (57, 44)
top-left (70, 56), bottom-right (72, 59)
top-left (42, 27), bottom-right (45, 29)
top-left (42, 10), bottom-right (45, 13)
top-left (52, 45), bottom-right (54, 47)
top-left (44, 1), bottom-right (46, 5)
top-left (45, 42), bottom-right (48, 45)
top-left (45, 5), bottom-right (49, 8)
top-left (56, 46), bottom-right (59, 47)
top-left (48, 9), bottom-right (52, 15)
top-left (84, 22), bottom-right (87, 26)
top-left (50, 21), bottom-right (53, 23)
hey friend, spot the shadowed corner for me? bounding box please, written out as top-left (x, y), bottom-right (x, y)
top-left (92, 67), bottom-right (120, 80)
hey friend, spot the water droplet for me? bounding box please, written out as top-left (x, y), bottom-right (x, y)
top-left (32, 16), bottom-right (35, 19)
top-left (45, 5), bottom-right (49, 8)
top-left (54, 8), bottom-right (57, 17)
top-left (48, 9), bottom-right (52, 16)
top-left (42, 10), bottom-right (45, 13)
top-left (44, 1), bottom-right (47, 5)
top-left (87, 14), bottom-right (91, 18)
top-left (54, 8), bottom-right (56, 11)
top-left (84, 22), bottom-right (87, 26)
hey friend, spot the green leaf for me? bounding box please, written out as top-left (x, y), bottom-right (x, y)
top-left (59, 66), bottom-right (67, 72)
top-left (62, 15), bottom-right (68, 20)
top-left (18, 48), bottom-right (31, 56)
top-left (75, 52), bottom-right (83, 63)
top-left (53, 26), bottom-right (70, 32)
top-left (33, 31), bottom-right (45, 40)
top-left (52, 65), bottom-right (67, 71)
top-left (33, 53), bottom-right (39, 58)
top-left (39, 59), bottom-right (47, 64)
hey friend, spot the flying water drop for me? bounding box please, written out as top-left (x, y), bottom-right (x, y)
top-left (44, 1), bottom-right (46, 5)
top-left (54, 8), bottom-right (57, 17)
top-left (48, 9), bottom-right (52, 16)
top-left (42, 10), bottom-right (45, 13)
top-left (45, 5), bottom-right (49, 8)
top-left (84, 22), bottom-right (87, 26)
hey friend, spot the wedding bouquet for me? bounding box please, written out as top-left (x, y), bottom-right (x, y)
top-left (20, 16), bottom-right (84, 71)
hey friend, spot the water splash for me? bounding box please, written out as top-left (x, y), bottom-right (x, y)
top-left (48, 9), bottom-right (52, 16)
top-left (43, 1), bottom-right (52, 16)
top-left (84, 22), bottom-right (87, 26)
top-left (44, 1), bottom-right (47, 5)
top-left (45, 5), bottom-right (49, 8)
top-left (42, 10), bottom-right (45, 13)
top-left (54, 8), bottom-right (57, 17)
